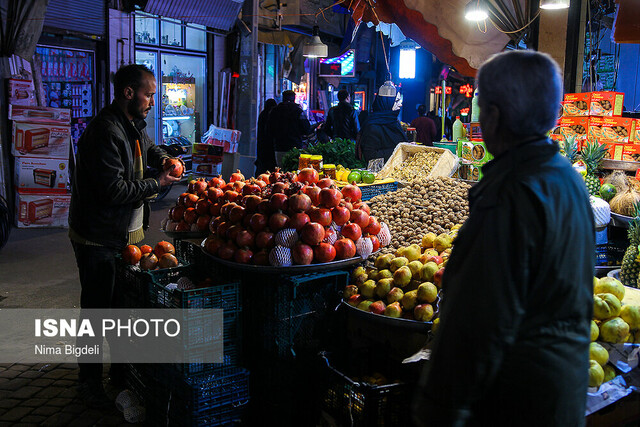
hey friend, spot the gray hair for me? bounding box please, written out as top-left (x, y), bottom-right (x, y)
top-left (477, 50), bottom-right (562, 137)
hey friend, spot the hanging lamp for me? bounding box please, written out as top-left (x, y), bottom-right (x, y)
top-left (464, 0), bottom-right (488, 21)
top-left (303, 26), bottom-right (328, 58)
top-left (540, 0), bottom-right (570, 9)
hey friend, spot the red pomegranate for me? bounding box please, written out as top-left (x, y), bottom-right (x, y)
top-left (272, 181), bottom-right (288, 194)
top-left (170, 205), bottom-right (186, 222)
top-left (217, 221), bottom-right (232, 238)
top-left (184, 193), bottom-right (199, 208)
top-left (297, 168), bottom-right (319, 184)
top-left (258, 173), bottom-right (271, 184)
top-left (232, 181), bottom-right (245, 193)
top-left (317, 177), bottom-right (334, 189)
top-left (242, 195), bottom-right (262, 213)
top-left (204, 235), bottom-right (225, 256)
top-left (313, 243), bottom-right (336, 263)
top-left (289, 192), bottom-right (312, 213)
top-left (208, 176), bottom-right (225, 188)
top-left (300, 222), bottom-right (325, 246)
top-left (268, 212), bottom-right (289, 232)
top-left (230, 169), bottom-right (245, 182)
top-left (334, 238), bottom-right (356, 260)
top-left (255, 231), bottom-right (275, 249)
top-left (227, 225), bottom-right (243, 241)
top-left (289, 213), bottom-right (310, 231)
top-left (224, 190), bottom-right (241, 203)
top-left (122, 245), bottom-right (142, 265)
top-left (209, 202), bottom-right (222, 217)
top-left (353, 202), bottom-right (371, 215)
top-left (236, 229), bottom-right (255, 248)
top-left (193, 179), bottom-right (208, 195)
top-left (164, 158), bottom-right (184, 178)
top-left (229, 206), bottom-right (246, 224)
top-left (207, 187), bottom-right (224, 202)
top-left (341, 223), bottom-right (362, 241)
top-left (364, 217), bottom-right (381, 235)
top-left (269, 193), bottom-right (288, 212)
top-left (218, 242), bottom-right (237, 260)
top-left (196, 214), bottom-right (211, 231)
top-left (249, 213), bottom-right (268, 233)
top-left (308, 207), bottom-right (332, 227)
top-left (303, 184), bottom-right (321, 205)
top-left (341, 183), bottom-right (362, 202)
top-left (257, 200), bottom-right (271, 215)
top-left (252, 250), bottom-right (270, 265)
top-left (330, 206), bottom-right (350, 226)
top-left (242, 180), bottom-right (261, 196)
top-left (183, 208), bottom-right (198, 224)
top-left (350, 209), bottom-right (370, 229)
top-left (369, 235), bottom-right (381, 252)
top-left (195, 199), bottom-right (210, 215)
top-left (221, 202), bottom-right (237, 218)
top-left (319, 187), bottom-right (342, 208)
top-left (292, 242), bottom-right (314, 265)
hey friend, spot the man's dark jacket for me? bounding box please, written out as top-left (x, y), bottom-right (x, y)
top-left (266, 100), bottom-right (311, 152)
top-left (415, 138), bottom-right (595, 426)
top-left (325, 101), bottom-right (359, 140)
top-left (360, 110), bottom-right (405, 163)
top-left (69, 102), bottom-right (167, 249)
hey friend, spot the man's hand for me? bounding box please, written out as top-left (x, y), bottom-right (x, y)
top-left (158, 157), bottom-right (184, 187)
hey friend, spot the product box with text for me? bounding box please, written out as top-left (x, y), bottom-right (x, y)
top-left (630, 119), bottom-right (640, 143)
top-left (589, 91), bottom-right (624, 116)
top-left (9, 105), bottom-right (71, 124)
top-left (552, 116), bottom-right (590, 148)
top-left (201, 125), bottom-right (241, 153)
top-left (14, 157), bottom-right (69, 194)
top-left (588, 116), bottom-right (632, 143)
top-left (12, 122), bottom-right (71, 158)
top-left (15, 193), bottom-right (70, 228)
top-left (192, 154), bottom-right (223, 177)
top-left (8, 79), bottom-right (36, 106)
top-left (599, 140), bottom-right (640, 161)
top-left (562, 93), bottom-right (590, 116)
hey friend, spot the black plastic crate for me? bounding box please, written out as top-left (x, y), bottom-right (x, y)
top-left (319, 351), bottom-right (410, 427)
top-left (126, 363), bottom-right (249, 426)
top-left (243, 270), bottom-right (348, 359)
top-left (174, 238), bottom-right (211, 270)
top-left (595, 242), bottom-right (626, 267)
top-left (359, 181), bottom-right (398, 201)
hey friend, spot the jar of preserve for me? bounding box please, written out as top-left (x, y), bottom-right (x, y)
top-left (310, 155), bottom-right (323, 171)
top-left (406, 127), bottom-right (417, 143)
top-left (323, 164), bottom-right (336, 179)
top-left (298, 154), bottom-right (312, 170)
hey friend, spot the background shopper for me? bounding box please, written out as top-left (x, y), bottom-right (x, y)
top-left (266, 90), bottom-right (311, 167)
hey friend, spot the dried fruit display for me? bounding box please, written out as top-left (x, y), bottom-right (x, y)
top-left (369, 177), bottom-right (470, 252)
top-left (388, 151), bottom-right (440, 182)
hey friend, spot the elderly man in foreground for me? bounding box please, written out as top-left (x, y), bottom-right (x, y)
top-left (413, 50), bottom-right (595, 426)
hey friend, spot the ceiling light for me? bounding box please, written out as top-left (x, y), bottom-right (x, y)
top-left (303, 26), bottom-right (328, 58)
top-left (465, 0), bottom-right (488, 21)
top-left (378, 81), bottom-right (397, 98)
top-left (540, 0), bottom-right (570, 9)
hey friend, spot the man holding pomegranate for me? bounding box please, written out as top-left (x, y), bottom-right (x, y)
top-left (68, 64), bottom-right (182, 408)
top-left (413, 51), bottom-right (595, 425)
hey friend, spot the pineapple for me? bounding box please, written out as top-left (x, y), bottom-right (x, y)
top-left (622, 217), bottom-right (640, 288)
top-left (562, 136), bottom-right (578, 163)
top-left (581, 141), bottom-right (607, 196)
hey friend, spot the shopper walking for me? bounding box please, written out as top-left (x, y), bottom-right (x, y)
top-left (266, 90), bottom-right (311, 167)
top-left (68, 64), bottom-right (181, 408)
top-left (255, 98), bottom-right (277, 175)
top-left (359, 88), bottom-right (405, 163)
top-left (410, 104), bottom-right (437, 146)
top-left (413, 50), bottom-right (595, 426)
top-left (324, 89), bottom-right (359, 140)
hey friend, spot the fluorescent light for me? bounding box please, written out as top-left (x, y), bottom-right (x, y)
top-left (465, 0), bottom-right (488, 21)
top-left (162, 116), bottom-right (192, 121)
top-left (399, 49), bottom-right (416, 79)
top-left (303, 26), bottom-right (328, 58)
top-left (540, 0), bottom-right (570, 9)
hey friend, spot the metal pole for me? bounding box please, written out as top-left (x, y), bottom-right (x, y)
top-left (441, 79), bottom-right (446, 141)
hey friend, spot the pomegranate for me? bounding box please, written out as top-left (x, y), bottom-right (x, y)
top-left (252, 250), bottom-right (270, 265)
top-left (258, 173), bottom-right (271, 184)
top-left (289, 192), bottom-right (312, 213)
top-left (177, 192), bottom-right (190, 206)
top-left (236, 229), bottom-right (255, 248)
top-left (342, 200), bottom-right (354, 211)
top-left (224, 190), bottom-right (241, 202)
top-left (249, 213), bottom-right (268, 233)
top-left (370, 235), bottom-right (381, 252)
top-left (218, 242), bottom-right (237, 260)
top-left (341, 223), bottom-right (362, 241)
top-left (221, 183), bottom-right (233, 192)
top-left (300, 222), bottom-right (325, 246)
top-left (313, 243), bottom-right (336, 263)
top-left (195, 199), bottom-right (210, 215)
top-left (204, 236), bottom-right (225, 256)
top-left (208, 176), bottom-right (225, 188)
top-left (269, 168), bottom-right (282, 184)
top-left (229, 206), bottom-right (246, 223)
top-left (317, 177), bottom-right (334, 189)
top-left (242, 180), bottom-right (261, 196)
top-left (207, 187), bottom-right (224, 202)
top-left (255, 230), bottom-right (275, 249)
top-left (196, 214), bottom-right (211, 231)
top-left (341, 183), bottom-right (362, 202)
top-left (170, 205), bottom-right (186, 222)
top-left (187, 179), bottom-right (197, 193)
top-left (140, 253), bottom-right (158, 271)
top-left (158, 253), bottom-right (179, 269)
top-left (184, 193), bottom-right (199, 208)
top-left (242, 195), bottom-right (262, 213)
top-left (209, 202), bottom-right (223, 217)
top-left (269, 193), bottom-right (288, 211)
top-left (227, 225), bottom-right (243, 241)
top-left (268, 212), bottom-right (289, 232)
top-left (232, 181), bottom-right (245, 192)
top-left (140, 244), bottom-right (153, 255)
top-left (175, 221), bottom-right (190, 232)
top-left (330, 206), bottom-right (350, 226)
top-left (257, 200), bottom-right (271, 215)
top-left (272, 181), bottom-right (288, 194)
top-left (297, 168), bottom-right (319, 184)
top-left (350, 209), bottom-right (370, 229)
top-left (292, 242), bottom-right (314, 265)
top-left (217, 221), bottom-right (232, 238)
top-left (242, 214), bottom-right (252, 229)
top-left (234, 247), bottom-right (253, 263)
top-left (209, 217), bottom-right (223, 234)
top-left (323, 227), bottom-right (337, 245)
top-left (193, 179), bottom-right (208, 195)
top-left (308, 207), bottom-right (332, 227)
top-left (353, 202), bottom-right (371, 215)
top-left (334, 238), bottom-right (356, 260)
top-left (364, 217), bottom-right (381, 235)
top-left (319, 187), bottom-right (342, 208)
top-left (163, 158), bottom-right (184, 178)
top-left (221, 202), bottom-right (237, 218)
top-left (254, 179), bottom-right (267, 189)
top-left (303, 184), bottom-right (321, 205)
top-left (154, 241), bottom-right (175, 256)
top-left (289, 213), bottom-right (310, 231)
top-left (183, 208), bottom-right (198, 224)
top-left (230, 169), bottom-right (245, 182)
top-left (122, 245), bottom-right (142, 265)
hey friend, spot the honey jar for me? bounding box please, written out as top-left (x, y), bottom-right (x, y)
top-left (298, 154), bottom-right (312, 170)
top-left (323, 164), bottom-right (336, 179)
top-left (310, 155), bottom-right (323, 171)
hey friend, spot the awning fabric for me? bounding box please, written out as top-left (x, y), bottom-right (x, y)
top-left (613, 0), bottom-right (640, 43)
top-left (144, 0), bottom-right (245, 32)
top-left (342, 0), bottom-right (511, 77)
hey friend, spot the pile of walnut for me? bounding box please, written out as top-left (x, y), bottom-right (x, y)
top-left (369, 177), bottom-right (471, 252)
top-left (389, 151), bottom-right (441, 182)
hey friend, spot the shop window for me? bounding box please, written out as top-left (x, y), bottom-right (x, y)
top-left (135, 51), bottom-right (158, 144)
top-left (265, 44), bottom-right (276, 101)
top-left (161, 18), bottom-right (183, 47)
top-left (135, 12), bottom-right (158, 45)
top-left (186, 24), bottom-right (206, 51)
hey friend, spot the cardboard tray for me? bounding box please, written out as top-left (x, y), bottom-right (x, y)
top-left (376, 143), bottom-right (458, 184)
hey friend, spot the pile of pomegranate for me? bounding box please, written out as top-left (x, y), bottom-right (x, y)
top-left (121, 240), bottom-right (178, 271)
top-left (167, 167), bottom-right (393, 266)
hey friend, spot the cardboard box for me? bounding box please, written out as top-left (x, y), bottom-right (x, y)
top-left (192, 158), bottom-right (223, 177)
top-left (589, 91), bottom-right (625, 116)
top-left (8, 79), bottom-right (36, 106)
top-left (15, 193), bottom-right (70, 228)
top-left (14, 157), bottom-right (69, 194)
top-left (201, 125), bottom-right (241, 153)
top-left (562, 93), bottom-right (590, 116)
top-left (12, 122), bottom-right (71, 158)
top-left (457, 140), bottom-right (493, 163)
top-left (192, 144), bottom-right (223, 158)
top-left (552, 116), bottom-right (590, 148)
top-left (631, 119), bottom-right (640, 143)
top-left (599, 140), bottom-right (640, 161)
top-left (9, 105), bottom-right (71, 124)
top-left (588, 116), bottom-right (632, 143)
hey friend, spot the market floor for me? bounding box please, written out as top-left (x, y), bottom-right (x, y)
top-left (0, 183), bottom-right (187, 426)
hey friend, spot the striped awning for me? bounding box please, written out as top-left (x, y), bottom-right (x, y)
top-left (144, 0), bottom-right (245, 32)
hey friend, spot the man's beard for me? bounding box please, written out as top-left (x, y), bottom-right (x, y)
top-left (128, 96), bottom-right (148, 120)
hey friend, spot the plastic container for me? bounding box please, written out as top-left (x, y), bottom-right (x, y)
top-left (452, 116), bottom-right (465, 142)
top-left (406, 127), bottom-right (417, 142)
top-left (471, 88), bottom-right (480, 122)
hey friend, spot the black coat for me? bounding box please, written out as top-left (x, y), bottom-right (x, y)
top-left (415, 139), bottom-right (595, 426)
top-left (266, 101), bottom-right (311, 152)
top-left (359, 110), bottom-right (406, 163)
top-left (256, 107), bottom-right (277, 174)
top-left (69, 102), bottom-right (167, 249)
top-left (325, 101), bottom-right (359, 140)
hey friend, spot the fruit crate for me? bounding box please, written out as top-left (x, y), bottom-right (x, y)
top-left (318, 351), bottom-right (410, 427)
top-left (359, 180), bottom-right (398, 201)
top-left (126, 363), bottom-right (249, 426)
top-left (146, 265), bottom-right (242, 374)
top-left (595, 243), bottom-right (625, 267)
top-left (242, 270), bottom-right (349, 360)
top-left (174, 238), bottom-right (211, 269)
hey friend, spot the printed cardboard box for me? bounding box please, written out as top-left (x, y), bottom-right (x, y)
top-left (589, 91), bottom-right (624, 117)
top-left (552, 116), bottom-right (590, 149)
top-left (9, 105), bottom-right (71, 124)
top-left (562, 93), bottom-right (590, 116)
top-left (8, 79), bottom-right (36, 106)
top-left (14, 157), bottom-right (69, 194)
top-left (12, 122), bottom-right (71, 158)
top-left (15, 193), bottom-right (70, 228)
top-left (192, 154), bottom-right (223, 176)
top-left (588, 116), bottom-right (632, 143)
top-left (599, 140), bottom-right (640, 161)
top-left (457, 140), bottom-right (493, 164)
top-left (631, 119), bottom-right (640, 143)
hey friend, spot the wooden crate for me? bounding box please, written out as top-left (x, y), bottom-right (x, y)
top-left (376, 143), bottom-right (458, 183)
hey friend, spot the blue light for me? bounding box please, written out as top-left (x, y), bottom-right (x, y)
top-left (320, 49), bottom-right (355, 76)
